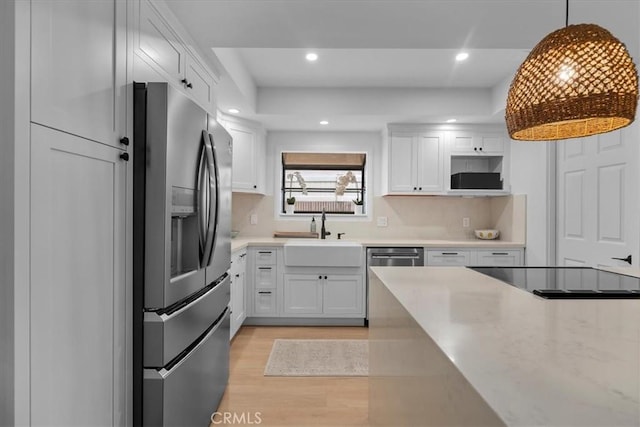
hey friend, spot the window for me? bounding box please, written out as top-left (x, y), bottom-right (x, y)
top-left (281, 152), bottom-right (366, 215)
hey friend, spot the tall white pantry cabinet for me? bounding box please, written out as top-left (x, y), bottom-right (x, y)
top-left (2, 1), bottom-right (130, 425)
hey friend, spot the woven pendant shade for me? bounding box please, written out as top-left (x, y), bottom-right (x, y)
top-left (506, 23), bottom-right (638, 141)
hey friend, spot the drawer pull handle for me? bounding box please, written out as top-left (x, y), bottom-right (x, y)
top-left (258, 251), bottom-right (272, 254)
top-left (441, 252), bottom-right (459, 255)
top-left (492, 252), bottom-right (509, 256)
top-left (258, 267), bottom-right (271, 270)
top-left (258, 291), bottom-right (272, 295)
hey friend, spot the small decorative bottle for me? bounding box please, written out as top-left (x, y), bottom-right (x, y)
top-left (310, 216), bottom-right (316, 233)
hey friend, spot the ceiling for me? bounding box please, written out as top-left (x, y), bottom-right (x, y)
top-left (165, 0), bottom-right (640, 132)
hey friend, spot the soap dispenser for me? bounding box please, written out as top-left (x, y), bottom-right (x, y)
top-left (310, 216), bottom-right (316, 233)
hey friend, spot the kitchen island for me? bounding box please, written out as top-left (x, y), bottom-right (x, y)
top-left (369, 267), bottom-right (640, 426)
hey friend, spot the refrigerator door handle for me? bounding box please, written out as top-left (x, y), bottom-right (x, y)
top-left (197, 143), bottom-right (208, 262)
top-left (206, 132), bottom-right (220, 266)
top-left (199, 130), bottom-right (215, 267)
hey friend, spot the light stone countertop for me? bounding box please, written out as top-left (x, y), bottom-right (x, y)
top-left (231, 237), bottom-right (525, 253)
top-left (370, 266), bottom-right (640, 427)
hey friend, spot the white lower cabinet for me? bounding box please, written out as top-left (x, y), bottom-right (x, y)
top-left (426, 248), bottom-right (524, 266)
top-left (474, 249), bottom-right (522, 266)
top-left (427, 250), bottom-right (471, 266)
top-left (247, 247), bottom-right (281, 317)
top-left (283, 273), bottom-right (364, 317)
top-left (230, 249), bottom-right (247, 339)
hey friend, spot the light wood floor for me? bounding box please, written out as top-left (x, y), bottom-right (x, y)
top-left (214, 326), bottom-right (370, 426)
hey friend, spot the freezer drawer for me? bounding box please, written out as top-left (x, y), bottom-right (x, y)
top-left (144, 308), bottom-right (230, 427)
top-left (144, 274), bottom-right (230, 367)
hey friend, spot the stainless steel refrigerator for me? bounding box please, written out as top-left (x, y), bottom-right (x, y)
top-left (133, 82), bottom-right (232, 427)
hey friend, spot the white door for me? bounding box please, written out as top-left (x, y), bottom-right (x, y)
top-left (30, 124), bottom-right (127, 426)
top-left (31, 0), bottom-right (127, 148)
top-left (556, 125), bottom-right (639, 267)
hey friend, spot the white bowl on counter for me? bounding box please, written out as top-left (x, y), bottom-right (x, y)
top-left (474, 229), bottom-right (500, 240)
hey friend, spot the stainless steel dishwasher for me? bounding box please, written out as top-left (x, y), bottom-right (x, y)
top-left (365, 247), bottom-right (424, 322)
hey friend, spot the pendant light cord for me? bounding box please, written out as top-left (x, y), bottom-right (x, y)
top-left (565, 0), bottom-right (569, 27)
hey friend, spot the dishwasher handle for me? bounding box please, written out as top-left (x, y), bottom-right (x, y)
top-left (370, 254), bottom-right (422, 259)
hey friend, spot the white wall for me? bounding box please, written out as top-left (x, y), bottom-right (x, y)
top-left (232, 130), bottom-right (511, 240)
top-left (510, 141), bottom-right (554, 265)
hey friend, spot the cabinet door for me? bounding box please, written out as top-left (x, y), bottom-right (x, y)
top-left (450, 131), bottom-right (505, 155)
top-left (417, 132), bottom-right (444, 192)
top-left (31, 0), bottom-right (127, 148)
top-left (426, 250), bottom-right (470, 266)
top-left (230, 251), bottom-right (246, 338)
top-left (136, 0), bottom-right (186, 88)
top-left (283, 275), bottom-right (323, 315)
top-left (229, 123), bottom-right (259, 192)
top-left (323, 275), bottom-right (364, 315)
top-left (185, 54), bottom-right (215, 111)
top-left (450, 132), bottom-right (475, 153)
top-left (389, 134), bottom-right (418, 192)
top-left (474, 250), bottom-right (522, 266)
top-left (478, 134), bottom-right (505, 154)
top-left (30, 124), bottom-right (126, 426)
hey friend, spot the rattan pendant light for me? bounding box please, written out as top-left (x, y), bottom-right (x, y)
top-left (505, 0), bottom-right (638, 141)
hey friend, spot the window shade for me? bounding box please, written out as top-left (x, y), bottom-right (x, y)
top-left (282, 153), bottom-right (365, 169)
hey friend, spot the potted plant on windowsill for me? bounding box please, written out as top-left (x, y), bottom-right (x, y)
top-left (352, 196), bottom-right (364, 215)
top-left (285, 196), bottom-right (296, 214)
top-left (285, 172), bottom-right (306, 214)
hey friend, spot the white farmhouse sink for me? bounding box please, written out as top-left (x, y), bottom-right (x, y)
top-left (284, 239), bottom-right (363, 267)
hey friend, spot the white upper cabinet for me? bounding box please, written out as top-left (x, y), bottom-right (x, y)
top-left (388, 131), bottom-right (445, 194)
top-left (134, 0), bottom-right (217, 111)
top-left (31, 0), bottom-right (127, 148)
top-left (386, 124), bottom-right (510, 195)
top-left (220, 115), bottom-right (266, 194)
top-left (449, 130), bottom-right (505, 155)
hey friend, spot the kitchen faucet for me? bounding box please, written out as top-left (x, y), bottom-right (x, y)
top-left (321, 210), bottom-right (331, 239)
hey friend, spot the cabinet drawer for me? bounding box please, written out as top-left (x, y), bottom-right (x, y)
top-left (427, 250), bottom-right (470, 266)
top-left (255, 266), bottom-right (277, 289)
top-left (254, 290), bottom-right (277, 316)
top-left (255, 249), bottom-right (277, 265)
top-left (474, 250), bottom-right (522, 266)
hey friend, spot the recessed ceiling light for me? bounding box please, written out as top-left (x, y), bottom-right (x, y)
top-left (306, 52), bottom-right (318, 62)
top-left (446, 118), bottom-right (457, 123)
top-left (455, 52), bottom-right (469, 61)
top-left (228, 108), bottom-right (240, 114)
top-left (319, 120), bottom-right (329, 125)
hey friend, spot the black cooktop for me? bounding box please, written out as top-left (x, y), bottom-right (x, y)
top-left (469, 267), bottom-right (640, 299)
